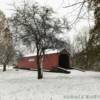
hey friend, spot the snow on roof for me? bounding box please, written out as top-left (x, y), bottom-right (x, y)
top-left (24, 49), bottom-right (60, 57)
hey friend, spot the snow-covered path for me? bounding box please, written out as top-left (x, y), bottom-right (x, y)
top-left (0, 69), bottom-right (100, 100)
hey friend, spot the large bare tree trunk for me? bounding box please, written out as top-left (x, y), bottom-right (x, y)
top-left (37, 54), bottom-right (43, 79)
top-left (3, 64), bottom-right (6, 72)
top-left (40, 56), bottom-right (44, 77)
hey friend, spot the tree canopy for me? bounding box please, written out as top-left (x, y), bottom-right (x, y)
top-left (0, 10), bottom-right (15, 71)
top-left (11, 3), bottom-right (69, 79)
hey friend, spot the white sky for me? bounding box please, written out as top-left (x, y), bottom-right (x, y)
top-left (0, 0), bottom-right (79, 18)
top-left (0, 0), bottom-right (94, 42)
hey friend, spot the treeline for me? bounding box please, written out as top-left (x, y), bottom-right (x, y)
top-left (72, 0), bottom-right (100, 71)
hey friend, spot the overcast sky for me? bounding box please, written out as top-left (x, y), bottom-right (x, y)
top-left (0, 0), bottom-right (94, 42)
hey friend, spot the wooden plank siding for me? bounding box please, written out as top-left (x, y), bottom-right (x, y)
top-left (16, 49), bottom-right (70, 71)
top-left (17, 53), bottom-right (59, 70)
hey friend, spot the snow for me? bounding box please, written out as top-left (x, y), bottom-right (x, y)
top-left (24, 49), bottom-right (59, 57)
top-left (0, 67), bottom-right (100, 100)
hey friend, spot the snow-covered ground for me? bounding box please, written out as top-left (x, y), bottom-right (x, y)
top-left (0, 67), bottom-right (100, 100)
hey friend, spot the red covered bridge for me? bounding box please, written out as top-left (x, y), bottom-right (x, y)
top-left (16, 49), bottom-right (71, 71)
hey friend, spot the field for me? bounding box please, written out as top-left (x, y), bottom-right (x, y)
top-left (0, 67), bottom-right (100, 100)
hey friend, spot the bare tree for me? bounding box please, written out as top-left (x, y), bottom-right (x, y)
top-left (0, 10), bottom-right (15, 71)
top-left (73, 29), bottom-right (90, 69)
top-left (11, 2), bottom-right (68, 79)
top-left (0, 44), bottom-right (15, 71)
top-left (64, 0), bottom-right (100, 66)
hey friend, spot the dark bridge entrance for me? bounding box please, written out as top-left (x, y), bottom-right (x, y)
top-left (59, 53), bottom-right (70, 69)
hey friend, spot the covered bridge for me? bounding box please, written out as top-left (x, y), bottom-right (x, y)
top-left (16, 49), bottom-right (71, 71)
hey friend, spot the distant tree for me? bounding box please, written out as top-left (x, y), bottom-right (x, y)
top-left (11, 50), bottom-right (23, 65)
top-left (15, 50), bottom-right (23, 62)
top-left (0, 10), bottom-right (15, 71)
top-left (0, 44), bottom-right (15, 71)
top-left (73, 30), bottom-right (90, 69)
top-left (64, 0), bottom-right (100, 66)
top-left (11, 2), bottom-right (69, 79)
top-left (0, 10), bottom-right (5, 37)
top-left (61, 0), bottom-right (100, 70)
top-left (87, 0), bottom-right (100, 65)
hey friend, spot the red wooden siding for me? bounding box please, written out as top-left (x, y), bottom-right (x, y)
top-left (16, 49), bottom-right (70, 71)
top-left (17, 53), bottom-right (59, 70)
top-left (43, 53), bottom-right (59, 70)
top-left (17, 56), bottom-right (37, 69)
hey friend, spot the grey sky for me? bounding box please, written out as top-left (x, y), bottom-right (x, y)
top-left (0, 0), bottom-right (94, 41)
top-left (0, 0), bottom-right (75, 17)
